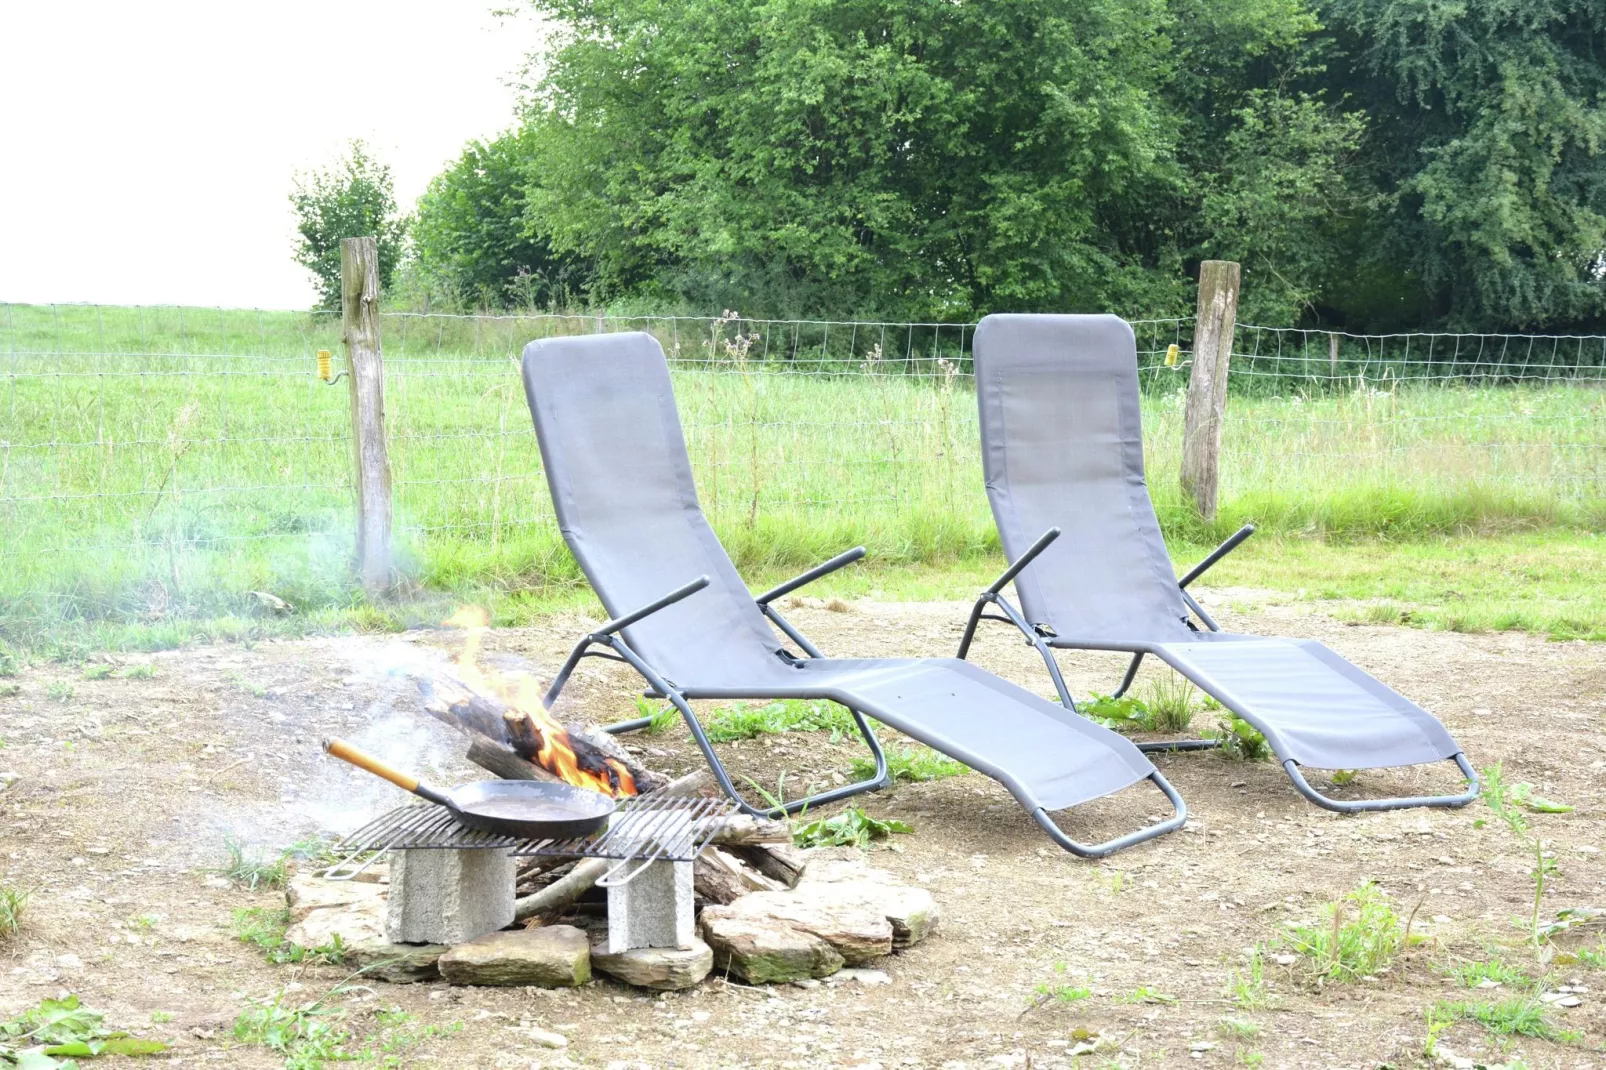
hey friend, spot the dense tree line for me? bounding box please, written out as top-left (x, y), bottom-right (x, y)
top-left (406, 0), bottom-right (1605, 331)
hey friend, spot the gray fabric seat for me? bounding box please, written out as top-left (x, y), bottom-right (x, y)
top-left (522, 329), bottom-right (1185, 855)
top-left (965, 313), bottom-right (1477, 811)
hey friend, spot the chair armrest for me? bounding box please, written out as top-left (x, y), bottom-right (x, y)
top-left (1177, 524), bottom-right (1255, 590)
top-left (986, 527), bottom-right (1060, 595)
top-left (755, 547), bottom-right (866, 606)
top-left (591, 575), bottom-right (711, 638)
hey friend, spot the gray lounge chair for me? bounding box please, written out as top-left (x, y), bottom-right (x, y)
top-left (959, 313), bottom-right (1479, 812)
top-left (521, 329), bottom-right (1188, 857)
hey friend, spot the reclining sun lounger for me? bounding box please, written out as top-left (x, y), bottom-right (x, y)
top-left (520, 330), bottom-right (1188, 857)
top-left (960, 313), bottom-right (1479, 812)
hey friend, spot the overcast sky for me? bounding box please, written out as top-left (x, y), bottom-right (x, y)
top-left (0, 0), bottom-right (541, 310)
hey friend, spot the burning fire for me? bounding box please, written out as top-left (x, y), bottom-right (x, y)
top-left (446, 607), bottom-right (637, 798)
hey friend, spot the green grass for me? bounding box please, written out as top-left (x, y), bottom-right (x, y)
top-left (232, 906), bottom-right (346, 966)
top-left (1429, 995), bottom-right (1580, 1044)
top-left (2, 303), bottom-right (1602, 655)
top-left (704, 699), bottom-right (859, 743)
top-left (851, 746), bottom-right (968, 783)
top-left (1444, 956), bottom-right (1534, 989)
top-left (0, 884), bottom-right (27, 938)
top-left (1285, 883), bottom-right (1416, 983)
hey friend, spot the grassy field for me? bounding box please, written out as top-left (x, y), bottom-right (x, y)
top-left (1, 303), bottom-right (1603, 655)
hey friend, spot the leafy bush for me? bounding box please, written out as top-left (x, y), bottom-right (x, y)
top-left (289, 140), bottom-right (408, 310)
top-left (793, 808), bottom-right (911, 849)
top-left (0, 994), bottom-right (168, 1066)
top-left (1211, 713), bottom-right (1272, 762)
top-left (412, 127), bottom-right (591, 308)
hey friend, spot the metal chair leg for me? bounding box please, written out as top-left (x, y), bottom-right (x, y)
top-left (1029, 772), bottom-right (1188, 858)
top-left (1281, 753), bottom-right (1481, 812)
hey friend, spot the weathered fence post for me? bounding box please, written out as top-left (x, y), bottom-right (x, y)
top-left (341, 236), bottom-right (393, 594)
top-left (1180, 260), bottom-right (1240, 521)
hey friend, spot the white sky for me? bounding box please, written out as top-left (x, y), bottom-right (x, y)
top-left (0, 0), bottom-right (542, 310)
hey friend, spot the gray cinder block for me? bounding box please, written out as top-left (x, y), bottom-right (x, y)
top-left (385, 849), bottom-right (515, 945)
top-left (606, 859), bottom-right (694, 953)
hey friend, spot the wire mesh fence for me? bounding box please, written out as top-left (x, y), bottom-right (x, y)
top-left (1, 302), bottom-right (1601, 626)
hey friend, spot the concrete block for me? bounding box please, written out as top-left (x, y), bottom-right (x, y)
top-left (385, 848), bottom-right (514, 945)
top-left (606, 859), bottom-right (694, 953)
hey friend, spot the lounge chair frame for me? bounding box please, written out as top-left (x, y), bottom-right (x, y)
top-left (541, 560), bottom-right (1186, 858)
top-left (958, 527), bottom-right (1479, 812)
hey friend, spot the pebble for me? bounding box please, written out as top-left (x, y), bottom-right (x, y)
top-left (526, 1027), bottom-right (568, 1049)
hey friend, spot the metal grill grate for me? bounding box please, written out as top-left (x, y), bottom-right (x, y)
top-left (324, 793), bottom-right (735, 882)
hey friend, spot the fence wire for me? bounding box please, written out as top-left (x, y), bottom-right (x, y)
top-left (1, 303), bottom-right (1600, 621)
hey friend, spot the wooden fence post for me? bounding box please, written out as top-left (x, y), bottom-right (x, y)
top-left (341, 236), bottom-right (392, 594)
top-left (1180, 259), bottom-right (1240, 521)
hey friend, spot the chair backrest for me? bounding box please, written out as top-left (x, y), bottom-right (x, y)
top-left (522, 331), bottom-right (789, 687)
top-left (972, 314), bottom-right (1193, 643)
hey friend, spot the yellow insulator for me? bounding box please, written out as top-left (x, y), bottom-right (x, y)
top-left (317, 349), bottom-right (332, 381)
top-left (1164, 343), bottom-right (1180, 367)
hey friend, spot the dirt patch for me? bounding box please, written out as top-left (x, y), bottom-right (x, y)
top-left (1, 590), bottom-right (1603, 1068)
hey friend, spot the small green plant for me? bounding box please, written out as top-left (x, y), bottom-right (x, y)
top-left (705, 699), bottom-right (858, 742)
top-left (282, 836), bottom-right (342, 872)
top-left (234, 986), bottom-right (351, 1065)
top-left (1226, 947), bottom-right (1273, 1009)
top-left (149, 1011), bottom-right (174, 1025)
top-left (227, 671), bottom-right (269, 698)
top-left (1428, 995), bottom-right (1579, 1044)
top-left (1445, 956), bottom-right (1533, 988)
top-left (850, 747), bottom-right (967, 783)
top-left (216, 835), bottom-right (288, 890)
top-left (1117, 986), bottom-right (1177, 1005)
top-left (233, 907), bottom-right (346, 965)
top-left (0, 647), bottom-right (17, 677)
top-left (1476, 764), bottom-right (1561, 949)
top-left (1142, 674), bottom-right (1198, 733)
top-left (0, 884), bottom-right (28, 938)
top-left (0, 994), bottom-right (169, 1066)
top-left (1025, 963), bottom-right (1092, 1014)
top-left (46, 681), bottom-right (75, 703)
top-left (119, 663), bottom-right (157, 679)
top-left (1285, 882), bottom-right (1414, 983)
top-left (1210, 713), bottom-right (1271, 762)
top-left (793, 807), bottom-right (911, 849)
top-left (634, 696), bottom-right (677, 736)
top-left (0, 682), bottom-right (18, 697)
top-left (1216, 1016), bottom-right (1261, 1040)
top-left (1082, 692), bottom-right (1151, 732)
top-left (81, 663), bottom-right (113, 680)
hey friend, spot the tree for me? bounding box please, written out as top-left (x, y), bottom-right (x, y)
top-left (412, 127), bottom-right (590, 307)
top-left (1317, 0), bottom-right (1606, 330)
top-left (289, 141), bottom-right (409, 309)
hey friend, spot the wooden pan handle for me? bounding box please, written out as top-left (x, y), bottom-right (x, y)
top-left (323, 737), bottom-right (420, 792)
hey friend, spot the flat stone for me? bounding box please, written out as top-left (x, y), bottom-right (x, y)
top-left (284, 901), bottom-right (386, 951)
top-left (699, 912), bottom-right (844, 984)
top-left (710, 891), bottom-right (892, 963)
top-left (796, 854), bottom-right (940, 947)
top-left (438, 925), bottom-right (590, 987)
top-left (286, 873), bottom-right (386, 924)
top-left (591, 937), bottom-right (712, 991)
top-left (386, 849), bottom-right (515, 945)
top-left (343, 940), bottom-right (448, 983)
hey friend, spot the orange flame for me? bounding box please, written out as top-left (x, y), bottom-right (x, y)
top-left (446, 606), bottom-right (637, 797)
